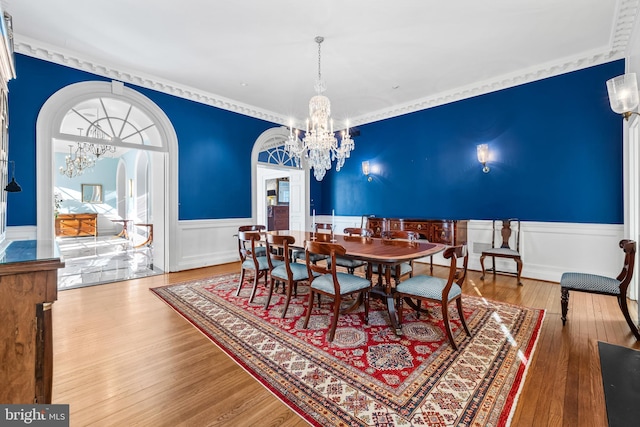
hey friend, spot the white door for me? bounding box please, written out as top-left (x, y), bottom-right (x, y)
top-left (288, 169), bottom-right (305, 231)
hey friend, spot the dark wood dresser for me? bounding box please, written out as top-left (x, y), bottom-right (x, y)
top-left (0, 240), bottom-right (64, 404)
top-left (55, 213), bottom-right (98, 237)
top-left (366, 217), bottom-right (468, 245)
top-left (267, 205), bottom-right (289, 231)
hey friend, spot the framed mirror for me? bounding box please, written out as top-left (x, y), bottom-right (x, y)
top-left (81, 184), bottom-right (103, 203)
top-left (277, 179), bottom-right (289, 204)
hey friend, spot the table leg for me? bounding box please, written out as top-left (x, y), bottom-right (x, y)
top-left (384, 264), bottom-right (402, 336)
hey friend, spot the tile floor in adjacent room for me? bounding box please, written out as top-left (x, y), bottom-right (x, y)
top-left (56, 235), bottom-right (163, 290)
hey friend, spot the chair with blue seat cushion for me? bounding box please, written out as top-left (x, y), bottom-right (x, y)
top-left (236, 230), bottom-right (271, 303)
top-left (264, 233), bottom-right (312, 318)
top-left (327, 227), bottom-right (373, 274)
top-left (292, 222), bottom-right (333, 264)
top-left (238, 224), bottom-right (267, 256)
top-left (560, 239), bottom-right (640, 340)
top-left (395, 244), bottom-right (471, 350)
top-left (480, 219), bottom-right (523, 286)
top-left (371, 230), bottom-right (419, 285)
top-left (303, 241), bottom-right (371, 342)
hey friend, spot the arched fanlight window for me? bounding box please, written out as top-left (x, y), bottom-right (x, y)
top-left (58, 97), bottom-right (162, 148)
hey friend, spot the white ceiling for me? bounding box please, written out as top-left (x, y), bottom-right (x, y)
top-left (5, 0), bottom-right (639, 129)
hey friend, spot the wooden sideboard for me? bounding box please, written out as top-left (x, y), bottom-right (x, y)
top-left (0, 240), bottom-right (64, 404)
top-left (366, 217), bottom-right (468, 245)
top-left (267, 205), bottom-right (289, 231)
top-left (55, 213), bottom-right (98, 237)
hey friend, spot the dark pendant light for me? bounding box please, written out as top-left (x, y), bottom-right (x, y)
top-left (5, 160), bottom-right (22, 192)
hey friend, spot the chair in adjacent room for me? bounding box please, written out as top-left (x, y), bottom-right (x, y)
top-left (264, 233), bottom-right (312, 318)
top-left (238, 224), bottom-right (267, 256)
top-left (328, 227), bottom-right (373, 274)
top-left (480, 219), bottom-right (523, 286)
top-left (560, 239), bottom-right (640, 340)
top-left (236, 230), bottom-right (271, 303)
top-left (303, 241), bottom-right (371, 342)
top-left (395, 244), bottom-right (471, 350)
top-left (371, 230), bottom-right (419, 285)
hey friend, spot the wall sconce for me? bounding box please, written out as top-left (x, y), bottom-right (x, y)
top-left (128, 179), bottom-right (134, 198)
top-left (362, 161), bottom-right (372, 182)
top-left (606, 73), bottom-right (639, 121)
top-left (4, 160), bottom-right (22, 192)
top-left (476, 144), bottom-right (490, 173)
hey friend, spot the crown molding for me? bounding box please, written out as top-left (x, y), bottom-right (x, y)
top-left (14, 35), bottom-right (289, 126)
top-left (13, 0), bottom-right (640, 128)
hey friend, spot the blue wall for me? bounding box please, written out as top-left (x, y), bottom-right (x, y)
top-left (5, 54), bottom-right (627, 226)
top-left (315, 60), bottom-right (625, 224)
top-left (7, 54), bottom-right (275, 225)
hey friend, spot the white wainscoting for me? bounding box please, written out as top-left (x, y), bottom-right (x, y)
top-left (9, 219), bottom-right (628, 293)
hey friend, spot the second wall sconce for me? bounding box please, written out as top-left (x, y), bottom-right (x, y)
top-left (477, 144), bottom-right (490, 173)
top-left (606, 73), bottom-right (639, 121)
top-left (362, 161), bottom-right (372, 182)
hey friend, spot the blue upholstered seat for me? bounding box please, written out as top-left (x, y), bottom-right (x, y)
top-left (560, 272), bottom-right (621, 295)
top-left (559, 239), bottom-right (640, 341)
top-left (242, 255), bottom-right (282, 271)
top-left (396, 275), bottom-right (462, 301)
top-left (372, 262), bottom-right (413, 277)
top-left (271, 262), bottom-right (314, 282)
top-left (310, 272), bottom-right (371, 295)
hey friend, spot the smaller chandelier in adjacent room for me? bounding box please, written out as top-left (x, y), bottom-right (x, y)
top-left (59, 144), bottom-right (96, 179)
top-left (285, 36), bottom-right (354, 181)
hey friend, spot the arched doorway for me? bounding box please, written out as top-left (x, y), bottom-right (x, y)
top-left (252, 127), bottom-right (308, 231)
top-left (36, 81), bottom-right (178, 272)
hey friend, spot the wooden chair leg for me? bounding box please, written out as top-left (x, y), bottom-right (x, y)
top-left (249, 271), bottom-right (261, 303)
top-left (456, 297), bottom-right (471, 337)
top-left (560, 287), bottom-right (569, 325)
top-left (397, 296), bottom-right (404, 326)
top-left (281, 280), bottom-right (294, 319)
top-left (236, 269), bottom-right (246, 296)
top-left (515, 257), bottom-right (523, 286)
top-left (441, 301), bottom-right (457, 351)
top-left (327, 296), bottom-right (341, 342)
top-left (480, 254), bottom-right (486, 280)
top-left (491, 256), bottom-right (496, 277)
top-left (618, 295), bottom-right (640, 340)
top-left (264, 276), bottom-right (275, 310)
top-left (302, 291), bottom-right (315, 329)
top-left (363, 291), bottom-right (369, 324)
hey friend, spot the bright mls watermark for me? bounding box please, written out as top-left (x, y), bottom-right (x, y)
top-left (0, 405), bottom-right (69, 426)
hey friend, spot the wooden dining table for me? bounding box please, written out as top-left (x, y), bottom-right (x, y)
top-left (267, 229), bottom-right (446, 334)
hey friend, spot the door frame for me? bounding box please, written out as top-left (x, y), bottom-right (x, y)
top-left (35, 80), bottom-right (179, 271)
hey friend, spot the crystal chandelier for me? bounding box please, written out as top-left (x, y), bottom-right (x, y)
top-left (83, 123), bottom-right (116, 158)
top-left (285, 36), bottom-right (354, 181)
top-left (59, 143), bottom-right (96, 178)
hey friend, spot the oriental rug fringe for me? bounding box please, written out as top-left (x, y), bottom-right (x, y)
top-left (151, 273), bottom-right (544, 426)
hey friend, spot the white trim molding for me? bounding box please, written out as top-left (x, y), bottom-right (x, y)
top-left (13, 0), bottom-right (640, 128)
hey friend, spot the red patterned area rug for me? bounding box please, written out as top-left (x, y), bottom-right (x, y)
top-left (151, 273), bottom-right (544, 426)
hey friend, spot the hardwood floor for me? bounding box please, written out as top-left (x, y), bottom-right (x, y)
top-left (51, 262), bottom-right (639, 426)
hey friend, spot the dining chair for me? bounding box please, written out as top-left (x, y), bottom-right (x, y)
top-left (264, 233), bottom-right (312, 318)
top-left (327, 227), bottom-right (373, 274)
top-left (395, 244), bottom-right (471, 350)
top-left (560, 239), bottom-right (640, 340)
top-left (371, 230), bottom-right (419, 285)
top-left (303, 240), bottom-right (371, 342)
top-left (480, 219), bottom-right (523, 286)
top-left (293, 222), bottom-right (333, 264)
top-left (238, 224), bottom-right (267, 256)
top-left (236, 230), bottom-right (272, 303)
